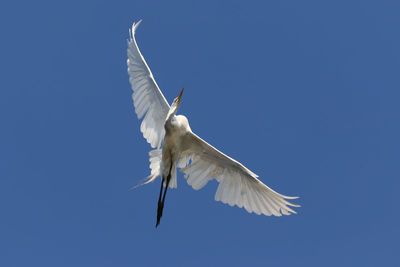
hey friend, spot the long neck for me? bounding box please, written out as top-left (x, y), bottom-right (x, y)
top-left (166, 104), bottom-right (178, 122)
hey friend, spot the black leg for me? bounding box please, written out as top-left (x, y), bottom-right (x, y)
top-left (161, 173), bottom-right (171, 210)
top-left (156, 163), bottom-right (173, 227)
top-left (156, 176), bottom-right (164, 227)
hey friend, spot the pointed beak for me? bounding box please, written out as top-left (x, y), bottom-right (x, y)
top-left (177, 87), bottom-right (184, 102)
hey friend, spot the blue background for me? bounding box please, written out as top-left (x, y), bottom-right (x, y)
top-left (1, 0), bottom-right (399, 266)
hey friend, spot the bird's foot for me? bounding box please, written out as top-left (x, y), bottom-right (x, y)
top-left (156, 201), bottom-right (163, 227)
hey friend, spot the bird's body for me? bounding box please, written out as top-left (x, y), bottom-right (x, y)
top-left (127, 20), bottom-right (300, 227)
top-left (163, 115), bottom-right (186, 170)
top-left (156, 113), bottom-right (191, 225)
top-left (164, 115), bottom-right (191, 163)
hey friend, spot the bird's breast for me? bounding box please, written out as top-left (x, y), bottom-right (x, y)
top-left (164, 115), bottom-right (191, 135)
top-left (163, 115), bottom-right (191, 160)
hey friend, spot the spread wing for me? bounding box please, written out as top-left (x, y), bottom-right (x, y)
top-left (178, 131), bottom-right (300, 216)
top-left (127, 20), bottom-right (170, 148)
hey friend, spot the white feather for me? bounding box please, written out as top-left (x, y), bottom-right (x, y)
top-left (127, 20), bottom-right (170, 149)
top-left (179, 131), bottom-right (300, 216)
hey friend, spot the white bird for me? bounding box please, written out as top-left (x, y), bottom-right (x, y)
top-left (127, 20), bottom-right (300, 227)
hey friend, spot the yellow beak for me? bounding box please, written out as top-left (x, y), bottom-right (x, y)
top-left (177, 87), bottom-right (184, 102)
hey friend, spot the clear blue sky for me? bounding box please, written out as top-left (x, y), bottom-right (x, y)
top-left (1, 0), bottom-right (399, 266)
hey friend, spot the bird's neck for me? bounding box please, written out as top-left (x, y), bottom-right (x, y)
top-left (166, 104), bottom-right (178, 122)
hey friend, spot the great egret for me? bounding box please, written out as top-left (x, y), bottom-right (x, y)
top-left (127, 20), bottom-right (299, 227)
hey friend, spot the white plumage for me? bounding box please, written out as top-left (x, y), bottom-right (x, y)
top-left (127, 20), bottom-right (169, 148)
top-left (127, 20), bottom-right (299, 226)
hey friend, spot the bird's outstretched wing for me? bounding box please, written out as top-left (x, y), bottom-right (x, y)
top-left (178, 131), bottom-right (300, 216)
top-left (127, 20), bottom-right (170, 148)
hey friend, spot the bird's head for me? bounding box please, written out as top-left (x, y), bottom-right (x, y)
top-left (167, 88), bottom-right (184, 120)
top-left (172, 88), bottom-right (184, 108)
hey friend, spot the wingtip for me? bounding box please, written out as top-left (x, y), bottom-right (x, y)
top-left (283, 195), bottom-right (301, 208)
top-left (284, 195), bottom-right (300, 200)
top-left (129, 19), bottom-right (143, 40)
top-left (132, 19), bottom-right (143, 31)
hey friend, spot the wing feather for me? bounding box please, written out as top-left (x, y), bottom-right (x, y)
top-left (127, 20), bottom-right (170, 148)
top-left (179, 131), bottom-right (300, 216)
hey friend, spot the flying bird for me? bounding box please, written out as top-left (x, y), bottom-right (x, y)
top-left (127, 20), bottom-right (300, 227)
